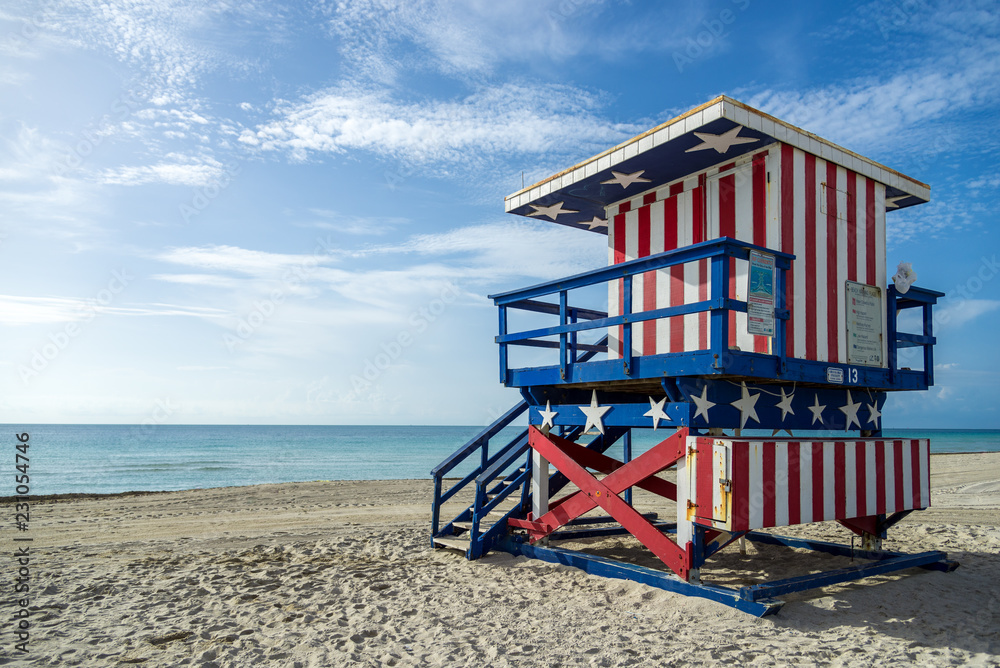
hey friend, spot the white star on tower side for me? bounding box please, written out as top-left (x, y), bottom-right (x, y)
top-left (685, 126), bottom-right (759, 154)
top-left (538, 400), bottom-right (558, 430)
top-left (885, 195), bottom-right (909, 209)
top-left (808, 394), bottom-right (826, 426)
top-left (580, 390), bottom-right (611, 435)
top-left (527, 201), bottom-right (578, 220)
top-left (866, 401), bottom-right (882, 429)
top-left (839, 390), bottom-right (863, 431)
top-left (691, 384), bottom-right (716, 423)
top-left (729, 382), bottom-right (761, 430)
top-left (585, 216), bottom-right (608, 230)
top-left (600, 170), bottom-right (652, 189)
top-left (644, 396), bottom-right (669, 430)
top-left (776, 387), bottom-right (795, 421)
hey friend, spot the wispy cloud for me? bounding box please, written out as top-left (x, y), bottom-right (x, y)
top-left (98, 155), bottom-right (226, 187)
top-left (39, 1), bottom-right (281, 104)
top-left (298, 209), bottom-right (408, 236)
top-left (156, 244), bottom-right (337, 277)
top-left (240, 81), bottom-right (642, 169)
top-left (742, 3), bottom-right (1000, 159)
top-left (321, 0), bottom-right (702, 83)
top-left (152, 220), bottom-right (606, 312)
top-left (0, 294), bottom-right (229, 325)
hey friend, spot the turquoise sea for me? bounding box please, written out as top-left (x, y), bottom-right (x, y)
top-left (5, 424), bottom-right (1000, 496)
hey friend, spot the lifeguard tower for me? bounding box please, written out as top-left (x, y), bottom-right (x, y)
top-left (431, 96), bottom-right (956, 615)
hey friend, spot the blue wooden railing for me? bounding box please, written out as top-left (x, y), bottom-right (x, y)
top-left (430, 337), bottom-right (610, 558)
top-left (491, 237), bottom-right (793, 383)
top-left (490, 237), bottom-right (942, 391)
top-left (888, 285), bottom-right (944, 389)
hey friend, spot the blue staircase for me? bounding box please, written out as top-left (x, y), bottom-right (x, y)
top-left (430, 338), bottom-right (624, 558)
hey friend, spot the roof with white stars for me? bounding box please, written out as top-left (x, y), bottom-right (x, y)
top-left (505, 95), bottom-right (931, 235)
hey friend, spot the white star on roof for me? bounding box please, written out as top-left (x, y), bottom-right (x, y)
top-left (644, 396), bottom-right (669, 430)
top-left (538, 400), bottom-right (558, 430)
top-left (601, 170), bottom-right (651, 189)
top-left (839, 390), bottom-right (863, 431)
top-left (730, 382), bottom-right (761, 430)
top-left (808, 394), bottom-right (826, 426)
top-left (866, 401), bottom-right (881, 429)
top-left (580, 390), bottom-right (611, 435)
top-left (885, 195), bottom-right (909, 209)
top-left (585, 216), bottom-right (608, 230)
top-left (776, 387), bottom-right (795, 421)
top-left (691, 384), bottom-right (716, 423)
top-left (685, 126), bottom-right (759, 154)
top-left (528, 201), bottom-right (578, 220)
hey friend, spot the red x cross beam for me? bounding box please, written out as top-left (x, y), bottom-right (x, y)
top-left (509, 426), bottom-right (693, 580)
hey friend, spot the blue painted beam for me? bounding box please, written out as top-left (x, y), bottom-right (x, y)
top-left (506, 348), bottom-right (932, 393)
top-left (495, 535), bottom-right (784, 616)
top-left (738, 550), bottom-right (952, 602)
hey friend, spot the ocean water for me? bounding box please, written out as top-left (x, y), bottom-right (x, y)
top-left (5, 424), bottom-right (999, 496)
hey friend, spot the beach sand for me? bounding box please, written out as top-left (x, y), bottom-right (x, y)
top-left (3, 452), bottom-right (999, 666)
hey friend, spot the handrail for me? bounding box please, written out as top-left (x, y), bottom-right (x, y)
top-left (431, 401), bottom-right (527, 478)
top-left (431, 336), bottom-right (611, 546)
top-left (887, 284), bottom-right (943, 388)
top-left (493, 238), bottom-right (792, 382)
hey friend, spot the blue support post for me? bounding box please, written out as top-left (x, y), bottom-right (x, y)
top-left (623, 276), bottom-right (633, 375)
top-left (559, 291), bottom-right (568, 380)
top-left (887, 286), bottom-right (897, 385)
top-left (923, 302), bottom-right (934, 387)
top-left (774, 258), bottom-right (787, 375)
top-left (498, 306), bottom-right (508, 384)
top-left (623, 429), bottom-right (633, 506)
top-left (710, 254), bottom-right (729, 368)
top-left (569, 308), bottom-right (578, 366)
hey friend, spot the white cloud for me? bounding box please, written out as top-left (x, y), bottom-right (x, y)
top-left (301, 209), bottom-right (408, 236)
top-left (38, 1), bottom-right (280, 104)
top-left (935, 299), bottom-right (1000, 330)
top-left (0, 294), bottom-right (229, 325)
top-left (742, 3), bottom-right (1000, 158)
top-left (151, 220), bottom-right (607, 312)
top-left (156, 244), bottom-right (338, 277)
top-left (322, 0), bottom-right (706, 83)
top-left (242, 82), bottom-right (642, 168)
top-left (98, 156), bottom-right (226, 187)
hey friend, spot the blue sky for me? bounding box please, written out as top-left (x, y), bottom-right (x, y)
top-left (1, 0), bottom-right (998, 427)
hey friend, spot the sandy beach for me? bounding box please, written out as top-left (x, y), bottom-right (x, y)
top-left (3, 452), bottom-right (999, 666)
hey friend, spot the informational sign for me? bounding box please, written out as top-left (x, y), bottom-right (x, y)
top-left (746, 250), bottom-right (775, 337)
top-left (846, 281), bottom-right (883, 366)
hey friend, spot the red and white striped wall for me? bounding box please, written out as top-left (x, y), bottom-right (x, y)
top-left (607, 143), bottom-right (888, 365)
top-left (685, 437), bottom-right (930, 533)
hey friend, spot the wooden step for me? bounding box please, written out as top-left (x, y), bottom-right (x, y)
top-left (433, 536), bottom-right (471, 551)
